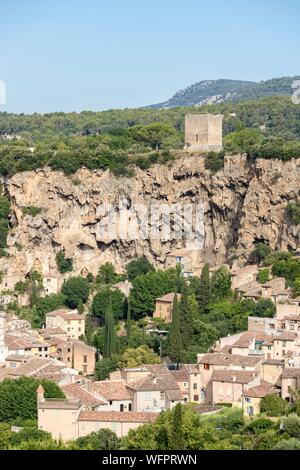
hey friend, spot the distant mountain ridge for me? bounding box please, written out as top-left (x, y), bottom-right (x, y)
top-left (148, 76), bottom-right (300, 109)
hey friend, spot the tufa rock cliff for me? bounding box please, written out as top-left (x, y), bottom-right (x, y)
top-left (0, 154), bottom-right (300, 291)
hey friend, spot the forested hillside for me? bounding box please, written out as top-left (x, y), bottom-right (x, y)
top-left (0, 96), bottom-right (299, 177)
top-left (149, 76), bottom-right (300, 108)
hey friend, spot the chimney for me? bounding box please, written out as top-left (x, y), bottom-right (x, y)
top-left (36, 384), bottom-right (45, 403)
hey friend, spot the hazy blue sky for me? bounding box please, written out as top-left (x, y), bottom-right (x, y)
top-left (0, 0), bottom-right (299, 113)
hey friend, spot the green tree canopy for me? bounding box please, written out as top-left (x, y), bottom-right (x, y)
top-left (91, 287), bottom-right (126, 321)
top-left (61, 276), bottom-right (90, 309)
top-left (126, 257), bottom-right (154, 280)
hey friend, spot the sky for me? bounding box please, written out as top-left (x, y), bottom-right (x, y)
top-left (0, 0), bottom-right (299, 114)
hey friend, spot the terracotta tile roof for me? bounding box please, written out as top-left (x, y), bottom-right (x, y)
top-left (46, 309), bottom-right (83, 321)
top-left (232, 332), bottom-right (272, 349)
top-left (62, 384), bottom-right (104, 407)
top-left (171, 368), bottom-right (189, 382)
top-left (155, 293), bottom-right (180, 303)
top-left (9, 358), bottom-right (54, 376)
top-left (39, 327), bottom-right (66, 336)
top-left (166, 389), bottom-right (183, 401)
top-left (143, 364), bottom-right (170, 375)
top-left (89, 381), bottom-right (133, 401)
top-left (5, 334), bottom-right (48, 350)
top-left (5, 354), bottom-right (30, 362)
top-left (263, 359), bottom-right (284, 366)
top-left (275, 332), bottom-right (297, 341)
top-left (38, 399), bottom-right (82, 410)
top-left (183, 364), bottom-right (199, 374)
top-left (244, 385), bottom-right (278, 398)
top-left (284, 316), bottom-right (300, 322)
top-left (78, 411), bottom-right (158, 423)
top-left (282, 368), bottom-right (300, 379)
top-left (198, 353), bottom-right (261, 367)
top-left (212, 370), bottom-right (258, 384)
top-left (127, 374), bottom-right (180, 392)
top-left (46, 308), bottom-right (72, 317)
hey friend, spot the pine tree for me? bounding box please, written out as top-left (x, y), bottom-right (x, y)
top-left (169, 294), bottom-right (182, 365)
top-left (103, 296), bottom-right (116, 359)
top-left (169, 403), bottom-right (184, 450)
top-left (195, 263), bottom-right (211, 314)
top-left (179, 283), bottom-right (194, 351)
top-left (126, 299), bottom-right (131, 341)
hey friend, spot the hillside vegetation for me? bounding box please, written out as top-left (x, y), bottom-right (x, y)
top-left (0, 96), bottom-right (299, 177)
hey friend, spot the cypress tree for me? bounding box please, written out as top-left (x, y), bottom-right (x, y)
top-left (169, 403), bottom-right (184, 450)
top-left (126, 299), bottom-right (131, 341)
top-left (195, 263), bottom-right (211, 314)
top-left (103, 296), bottom-right (116, 359)
top-left (169, 294), bottom-right (182, 365)
top-left (179, 283), bottom-right (194, 351)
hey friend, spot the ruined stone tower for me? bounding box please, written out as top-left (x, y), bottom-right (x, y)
top-left (184, 114), bottom-right (223, 152)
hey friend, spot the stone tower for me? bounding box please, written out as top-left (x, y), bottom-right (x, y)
top-left (184, 114), bottom-right (223, 152)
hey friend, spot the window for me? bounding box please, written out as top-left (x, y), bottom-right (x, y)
top-left (204, 364), bottom-right (210, 370)
top-left (129, 403), bottom-right (132, 411)
top-left (268, 346), bottom-right (272, 350)
top-left (183, 382), bottom-right (188, 388)
top-left (67, 348), bottom-right (71, 353)
top-left (193, 383), bottom-right (197, 390)
top-left (193, 395), bottom-right (199, 401)
top-left (109, 400), bottom-right (113, 405)
top-left (67, 357), bottom-right (71, 362)
top-left (120, 404), bottom-right (124, 412)
top-left (195, 134), bottom-right (199, 143)
top-left (78, 328), bottom-right (81, 332)
top-left (245, 397), bottom-right (251, 403)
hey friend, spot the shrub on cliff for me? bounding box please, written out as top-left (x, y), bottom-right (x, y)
top-left (55, 250), bottom-right (73, 274)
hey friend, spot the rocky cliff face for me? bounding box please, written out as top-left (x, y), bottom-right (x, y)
top-left (0, 154), bottom-right (300, 290)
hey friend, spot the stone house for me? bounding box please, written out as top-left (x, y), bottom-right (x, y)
top-left (243, 384), bottom-right (278, 417)
top-left (56, 340), bottom-right (96, 376)
top-left (153, 293), bottom-right (181, 323)
top-left (86, 380), bottom-right (133, 412)
top-left (46, 309), bottom-right (85, 340)
top-left (37, 384), bottom-right (158, 441)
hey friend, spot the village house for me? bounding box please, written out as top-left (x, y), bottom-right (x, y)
top-left (153, 293), bottom-right (181, 323)
top-left (56, 340), bottom-right (96, 376)
top-left (165, 249), bottom-right (199, 277)
top-left (37, 385), bottom-right (158, 440)
top-left (45, 309), bottom-right (85, 340)
top-left (86, 380), bottom-right (133, 412)
top-left (243, 384), bottom-right (279, 416)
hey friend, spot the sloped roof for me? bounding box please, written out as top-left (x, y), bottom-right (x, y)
top-left (244, 384), bottom-right (277, 398)
top-left (78, 411), bottom-right (158, 423)
top-left (89, 381), bottom-right (133, 401)
top-left (212, 370), bottom-right (258, 384)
